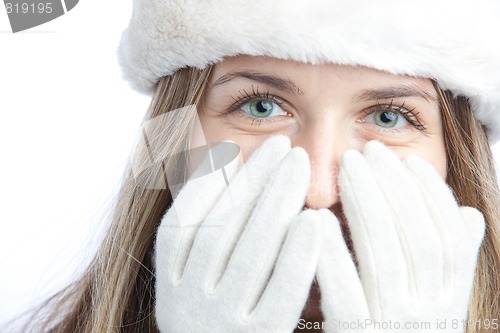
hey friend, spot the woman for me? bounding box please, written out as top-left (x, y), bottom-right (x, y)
top-left (22, 0), bottom-right (500, 332)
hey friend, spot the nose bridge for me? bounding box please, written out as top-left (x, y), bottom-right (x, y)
top-left (292, 120), bottom-right (345, 209)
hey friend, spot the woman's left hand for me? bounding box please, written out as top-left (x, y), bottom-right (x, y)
top-left (316, 141), bottom-right (485, 333)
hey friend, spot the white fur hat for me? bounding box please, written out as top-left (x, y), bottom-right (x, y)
top-left (118, 0), bottom-right (500, 141)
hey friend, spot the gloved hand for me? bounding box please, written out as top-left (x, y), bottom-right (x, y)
top-left (317, 141), bottom-right (485, 333)
top-left (155, 135), bottom-right (323, 333)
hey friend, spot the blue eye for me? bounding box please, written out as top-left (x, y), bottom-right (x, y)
top-left (241, 99), bottom-right (288, 118)
top-left (366, 110), bottom-right (409, 129)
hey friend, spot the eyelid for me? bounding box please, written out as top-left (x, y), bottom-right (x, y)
top-left (226, 87), bottom-right (293, 117)
top-left (361, 101), bottom-right (427, 132)
top-left (224, 91), bottom-right (427, 132)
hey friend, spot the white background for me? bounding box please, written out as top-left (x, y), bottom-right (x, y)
top-left (0, 1), bottom-right (499, 330)
top-left (0, 0), bottom-right (149, 329)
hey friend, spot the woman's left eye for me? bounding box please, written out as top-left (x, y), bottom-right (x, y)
top-left (364, 109), bottom-right (409, 129)
top-left (241, 99), bottom-right (288, 118)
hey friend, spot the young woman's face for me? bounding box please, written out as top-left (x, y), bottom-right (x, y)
top-left (199, 55), bottom-right (446, 209)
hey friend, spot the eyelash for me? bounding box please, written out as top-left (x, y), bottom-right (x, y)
top-left (226, 88), bottom-right (427, 131)
top-left (364, 100), bottom-right (427, 132)
top-left (226, 87), bottom-right (290, 125)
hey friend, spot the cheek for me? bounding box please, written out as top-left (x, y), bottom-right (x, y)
top-left (197, 109), bottom-right (272, 160)
top-left (429, 152), bottom-right (447, 179)
top-left (228, 137), bottom-right (270, 161)
top-left (392, 143), bottom-right (447, 179)
top-left (425, 139), bottom-right (448, 179)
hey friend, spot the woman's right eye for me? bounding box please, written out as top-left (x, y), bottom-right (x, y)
top-left (241, 99), bottom-right (289, 118)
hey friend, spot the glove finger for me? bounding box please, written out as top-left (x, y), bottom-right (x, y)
top-left (219, 147), bottom-right (310, 309)
top-left (315, 209), bottom-right (371, 331)
top-left (405, 154), bottom-right (486, 246)
top-left (364, 141), bottom-right (443, 299)
top-left (459, 207), bottom-right (486, 250)
top-left (403, 154), bottom-right (483, 295)
top-left (181, 135), bottom-right (292, 287)
top-left (339, 149), bottom-right (408, 317)
top-left (454, 207), bottom-right (485, 294)
top-left (156, 140), bottom-right (242, 284)
top-left (253, 210), bottom-right (322, 331)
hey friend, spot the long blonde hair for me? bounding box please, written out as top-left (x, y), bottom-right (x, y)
top-left (19, 68), bottom-right (500, 333)
top-left (438, 86), bottom-right (500, 331)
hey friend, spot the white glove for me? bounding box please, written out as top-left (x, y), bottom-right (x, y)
top-left (317, 141), bottom-right (485, 333)
top-left (155, 135), bottom-right (323, 333)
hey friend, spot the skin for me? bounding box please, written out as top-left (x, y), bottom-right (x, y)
top-left (200, 55), bottom-right (446, 208)
top-left (197, 55), bottom-right (446, 326)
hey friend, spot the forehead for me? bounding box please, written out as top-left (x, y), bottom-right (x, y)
top-left (211, 55), bottom-right (437, 100)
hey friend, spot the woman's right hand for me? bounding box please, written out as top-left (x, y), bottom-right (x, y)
top-left (154, 136), bottom-right (323, 333)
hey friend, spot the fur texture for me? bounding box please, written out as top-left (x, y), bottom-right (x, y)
top-left (118, 0), bottom-right (500, 141)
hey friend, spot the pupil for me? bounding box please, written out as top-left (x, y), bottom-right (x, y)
top-left (381, 111), bottom-right (396, 123)
top-left (256, 101), bottom-right (272, 113)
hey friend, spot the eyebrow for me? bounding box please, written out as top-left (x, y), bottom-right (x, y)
top-left (211, 71), bottom-right (304, 95)
top-left (352, 85), bottom-right (438, 104)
